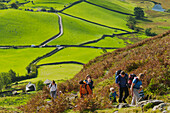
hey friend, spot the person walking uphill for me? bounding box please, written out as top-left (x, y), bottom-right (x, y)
top-left (49, 80), bottom-right (57, 99)
top-left (116, 71), bottom-right (129, 103)
top-left (84, 75), bottom-right (94, 91)
top-left (131, 73), bottom-right (144, 105)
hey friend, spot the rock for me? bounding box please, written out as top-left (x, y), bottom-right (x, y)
top-left (12, 91), bottom-right (17, 95)
top-left (167, 106), bottom-right (170, 111)
top-left (118, 103), bottom-right (129, 109)
top-left (151, 100), bottom-right (164, 106)
top-left (162, 110), bottom-right (167, 113)
top-left (153, 103), bottom-right (166, 111)
top-left (137, 100), bottom-right (150, 107)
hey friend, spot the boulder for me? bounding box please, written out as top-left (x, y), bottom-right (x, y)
top-left (137, 100), bottom-right (164, 107)
top-left (153, 103), bottom-right (166, 111)
top-left (12, 91), bottom-right (17, 95)
top-left (118, 103), bottom-right (130, 109)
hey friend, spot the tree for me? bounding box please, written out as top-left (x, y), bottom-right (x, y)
top-left (49, 7), bottom-right (55, 12)
top-left (126, 16), bottom-right (136, 30)
top-left (8, 69), bottom-right (16, 82)
top-left (0, 72), bottom-right (11, 87)
top-left (11, 3), bottom-right (18, 9)
top-left (134, 7), bottom-right (144, 19)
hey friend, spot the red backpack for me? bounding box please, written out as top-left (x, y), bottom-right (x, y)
top-left (128, 74), bottom-right (136, 88)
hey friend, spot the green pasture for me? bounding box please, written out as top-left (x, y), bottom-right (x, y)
top-left (0, 9), bottom-right (59, 45)
top-left (85, 36), bottom-right (126, 47)
top-left (63, 2), bottom-right (133, 32)
top-left (0, 48), bottom-right (53, 75)
top-left (21, 64), bottom-right (83, 82)
top-left (20, 0), bottom-right (78, 10)
top-left (49, 13), bottom-right (125, 45)
top-left (37, 47), bottom-right (111, 65)
top-left (87, 0), bottom-right (135, 14)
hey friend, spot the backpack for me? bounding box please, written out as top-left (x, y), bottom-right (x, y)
top-left (79, 80), bottom-right (92, 98)
top-left (115, 70), bottom-right (122, 79)
top-left (49, 83), bottom-right (57, 88)
top-left (129, 76), bottom-right (139, 88)
top-left (128, 74), bottom-right (136, 87)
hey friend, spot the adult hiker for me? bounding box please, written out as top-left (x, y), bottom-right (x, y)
top-left (115, 71), bottom-right (129, 103)
top-left (84, 75), bottom-right (94, 91)
top-left (131, 73), bottom-right (144, 105)
top-left (109, 87), bottom-right (118, 103)
top-left (49, 80), bottom-right (57, 99)
top-left (79, 80), bottom-right (92, 98)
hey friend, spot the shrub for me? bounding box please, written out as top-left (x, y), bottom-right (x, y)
top-left (145, 28), bottom-right (157, 36)
top-left (36, 80), bottom-right (44, 91)
top-left (41, 8), bottom-right (46, 12)
top-left (49, 7), bottom-right (55, 12)
top-left (143, 103), bottom-right (155, 111)
top-left (11, 3), bottom-right (18, 9)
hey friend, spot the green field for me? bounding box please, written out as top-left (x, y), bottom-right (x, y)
top-left (0, 48), bottom-right (53, 75)
top-left (63, 2), bottom-right (133, 32)
top-left (85, 36), bottom-right (127, 47)
top-left (20, 0), bottom-right (78, 10)
top-left (87, 0), bottom-right (135, 14)
top-left (49, 13), bottom-right (125, 45)
top-left (37, 47), bottom-right (111, 65)
top-left (21, 64), bottom-right (83, 82)
top-left (0, 9), bottom-right (59, 45)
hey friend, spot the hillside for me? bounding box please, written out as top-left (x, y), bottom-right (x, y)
top-left (59, 30), bottom-right (170, 96)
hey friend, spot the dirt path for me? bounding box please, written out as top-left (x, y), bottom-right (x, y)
top-left (39, 13), bottom-right (63, 47)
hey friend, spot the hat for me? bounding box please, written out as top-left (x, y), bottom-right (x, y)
top-left (110, 87), bottom-right (115, 91)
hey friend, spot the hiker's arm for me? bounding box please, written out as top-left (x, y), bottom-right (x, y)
top-left (138, 86), bottom-right (142, 93)
top-left (131, 83), bottom-right (135, 96)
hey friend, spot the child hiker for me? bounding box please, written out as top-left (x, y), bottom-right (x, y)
top-left (109, 87), bottom-right (118, 103)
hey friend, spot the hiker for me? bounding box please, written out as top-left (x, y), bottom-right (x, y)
top-left (49, 80), bottom-right (57, 99)
top-left (79, 80), bottom-right (92, 98)
top-left (84, 75), bottom-right (94, 91)
top-left (109, 87), bottom-right (118, 103)
top-left (115, 71), bottom-right (129, 103)
top-left (131, 73), bottom-right (144, 105)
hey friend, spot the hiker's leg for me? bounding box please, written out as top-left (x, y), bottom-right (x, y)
top-left (123, 87), bottom-right (129, 101)
top-left (54, 91), bottom-right (57, 99)
top-left (133, 88), bottom-right (140, 104)
top-left (113, 97), bottom-right (116, 102)
top-left (131, 91), bottom-right (136, 105)
top-left (119, 87), bottom-right (123, 103)
top-left (50, 91), bottom-right (53, 98)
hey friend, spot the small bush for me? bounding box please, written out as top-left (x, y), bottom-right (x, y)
top-left (36, 80), bottom-right (44, 91)
top-left (145, 28), bottom-right (157, 36)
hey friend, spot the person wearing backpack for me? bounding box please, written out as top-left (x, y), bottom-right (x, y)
top-left (116, 71), bottom-right (129, 103)
top-left (49, 80), bottom-right (57, 99)
top-left (79, 80), bottom-right (92, 98)
top-left (131, 73), bottom-right (144, 105)
top-left (84, 75), bottom-right (94, 91)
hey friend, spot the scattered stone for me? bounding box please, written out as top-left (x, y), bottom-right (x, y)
top-left (167, 106), bottom-right (170, 111)
top-left (12, 91), bottom-right (17, 95)
top-left (118, 103), bottom-right (129, 109)
top-left (162, 110), bottom-right (167, 113)
top-left (153, 103), bottom-right (166, 111)
top-left (137, 100), bottom-right (164, 107)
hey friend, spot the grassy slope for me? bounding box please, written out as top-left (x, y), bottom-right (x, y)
top-left (0, 48), bottom-right (53, 75)
top-left (87, 0), bottom-right (135, 14)
top-left (85, 36), bottom-right (127, 47)
top-left (58, 31), bottom-right (170, 96)
top-left (0, 9), bottom-right (59, 45)
top-left (37, 47), bottom-right (109, 65)
top-left (21, 64), bottom-right (83, 82)
top-left (63, 2), bottom-right (133, 31)
top-left (21, 0), bottom-right (78, 10)
top-left (49, 13), bottom-right (125, 45)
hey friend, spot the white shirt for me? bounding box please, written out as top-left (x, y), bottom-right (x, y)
top-left (49, 84), bottom-right (57, 92)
